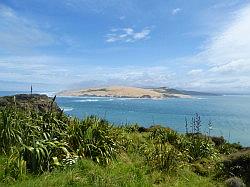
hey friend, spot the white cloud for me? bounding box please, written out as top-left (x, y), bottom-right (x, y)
top-left (0, 55), bottom-right (177, 91)
top-left (184, 4), bottom-right (250, 92)
top-left (0, 56), bottom-right (73, 85)
top-left (97, 66), bottom-right (175, 87)
top-left (62, 65), bottom-right (176, 88)
top-left (196, 4), bottom-right (250, 67)
top-left (2, 52), bottom-right (249, 93)
top-left (0, 4), bottom-right (55, 54)
top-left (209, 59), bottom-right (250, 74)
top-left (187, 69), bottom-right (203, 76)
top-left (172, 8), bottom-right (181, 15)
top-left (106, 27), bottom-right (151, 43)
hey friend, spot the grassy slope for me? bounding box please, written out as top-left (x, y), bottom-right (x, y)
top-left (1, 156), bottom-right (224, 187)
top-left (0, 129), bottom-right (225, 187)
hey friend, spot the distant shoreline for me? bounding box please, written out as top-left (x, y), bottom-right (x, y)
top-left (57, 86), bottom-right (194, 99)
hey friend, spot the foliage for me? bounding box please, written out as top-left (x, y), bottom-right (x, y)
top-left (143, 142), bottom-right (181, 173)
top-left (216, 150), bottom-right (250, 185)
top-left (68, 116), bottom-right (118, 164)
top-left (1, 156), bottom-right (225, 187)
top-left (191, 158), bottom-right (217, 176)
top-left (0, 104), bottom-right (120, 179)
top-left (21, 140), bottom-right (70, 174)
top-left (0, 109), bottom-right (22, 155)
top-left (217, 142), bottom-right (242, 155)
top-left (185, 136), bottom-right (218, 162)
top-left (121, 123), bottom-right (140, 133)
top-left (0, 97), bottom-right (246, 186)
top-left (148, 126), bottom-right (179, 145)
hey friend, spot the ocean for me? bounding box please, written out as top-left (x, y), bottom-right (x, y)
top-left (1, 91), bottom-right (250, 146)
top-left (57, 95), bottom-right (250, 146)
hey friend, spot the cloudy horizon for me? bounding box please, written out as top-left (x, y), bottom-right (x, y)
top-left (1, 0), bottom-right (250, 93)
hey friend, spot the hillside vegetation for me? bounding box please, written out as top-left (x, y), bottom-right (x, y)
top-left (0, 94), bottom-right (249, 187)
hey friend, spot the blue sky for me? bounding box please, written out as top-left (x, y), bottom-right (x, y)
top-left (0, 0), bottom-right (250, 93)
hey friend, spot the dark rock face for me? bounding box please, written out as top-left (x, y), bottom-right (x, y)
top-left (0, 94), bottom-right (61, 113)
top-left (221, 150), bottom-right (250, 186)
top-left (225, 177), bottom-right (246, 187)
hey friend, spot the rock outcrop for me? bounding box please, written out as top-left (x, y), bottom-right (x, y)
top-left (0, 94), bottom-right (61, 113)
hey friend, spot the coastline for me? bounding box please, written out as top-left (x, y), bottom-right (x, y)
top-left (57, 86), bottom-right (193, 99)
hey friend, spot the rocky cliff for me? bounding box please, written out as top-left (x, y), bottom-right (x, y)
top-left (0, 94), bottom-right (61, 113)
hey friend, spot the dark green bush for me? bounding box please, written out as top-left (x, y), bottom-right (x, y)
top-left (211, 136), bottom-right (226, 147)
top-left (148, 126), bottom-right (179, 145)
top-left (142, 142), bottom-right (181, 173)
top-left (68, 116), bottom-right (118, 165)
top-left (21, 140), bottom-right (70, 174)
top-left (217, 142), bottom-right (242, 155)
top-left (0, 106), bottom-right (121, 178)
top-left (0, 109), bottom-right (22, 154)
top-left (122, 124), bottom-right (140, 133)
top-left (217, 150), bottom-right (250, 185)
top-left (191, 158), bottom-right (217, 176)
top-left (184, 136), bottom-right (218, 162)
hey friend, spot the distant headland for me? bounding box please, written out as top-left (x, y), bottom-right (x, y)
top-left (57, 86), bottom-right (219, 98)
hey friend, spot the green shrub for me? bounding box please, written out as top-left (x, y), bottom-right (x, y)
top-left (121, 124), bottom-right (140, 133)
top-left (191, 158), bottom-right (217, 176)
top-left (148, 126), bottom-right (179, 145)
top-left (210, 136), bottom-right (226, 147)
top-left (217, 150), bottom-right (250, 185)
top-left (0, 109), bottom-right (22, 154)
top-left (185, 136), bottom-right (218, 162)
top-left (68, 116), bottom-right (119, 165)
top-left (3, 140), bottom-right (70, 178)
top-left (143, 142), bottom-right (181, 173)
top-left (217, 142), bottom-right (242, 155)
top-left (21, 140), bottom-right (70, 174)
top-left (4, 150), bottom-right (27, 181)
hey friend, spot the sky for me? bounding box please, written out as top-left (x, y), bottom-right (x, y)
top-left (0, 0), bottom-right (250, 93)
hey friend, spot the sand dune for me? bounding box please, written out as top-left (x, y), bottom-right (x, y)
top-left (58, 86), bottom-right (192, 99)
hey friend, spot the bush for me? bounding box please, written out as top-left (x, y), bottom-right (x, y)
top-left (4, 151), bottom-right (27, 180)
top-left (0, 106), bottom-right (121, 179)
top-left (21, 140), bottom-right (70, 174)
top-left (0, 109), bottom-right (22, 154)
top-left (217, 142), bottom-right (242, 155)
top-left (211, 136), bottom-right (226, 147)
top-left (68, 116), bottom-right (119, 165)
top-left (148, 126), bottom-right (179, 145)
top-left (142, 142), bottom-right (181, 173)
top-left (217, 150), bottom-right (250, 185)
top-left (184, 135), bottom-right (218, 162)
top-left (191, 158), bottom-right (217, 176)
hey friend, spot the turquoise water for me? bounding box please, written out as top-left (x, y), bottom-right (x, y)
top-left (1, 91), bottom-right (250, 146)
top-left (56, 95), bottom-right (250, 146)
